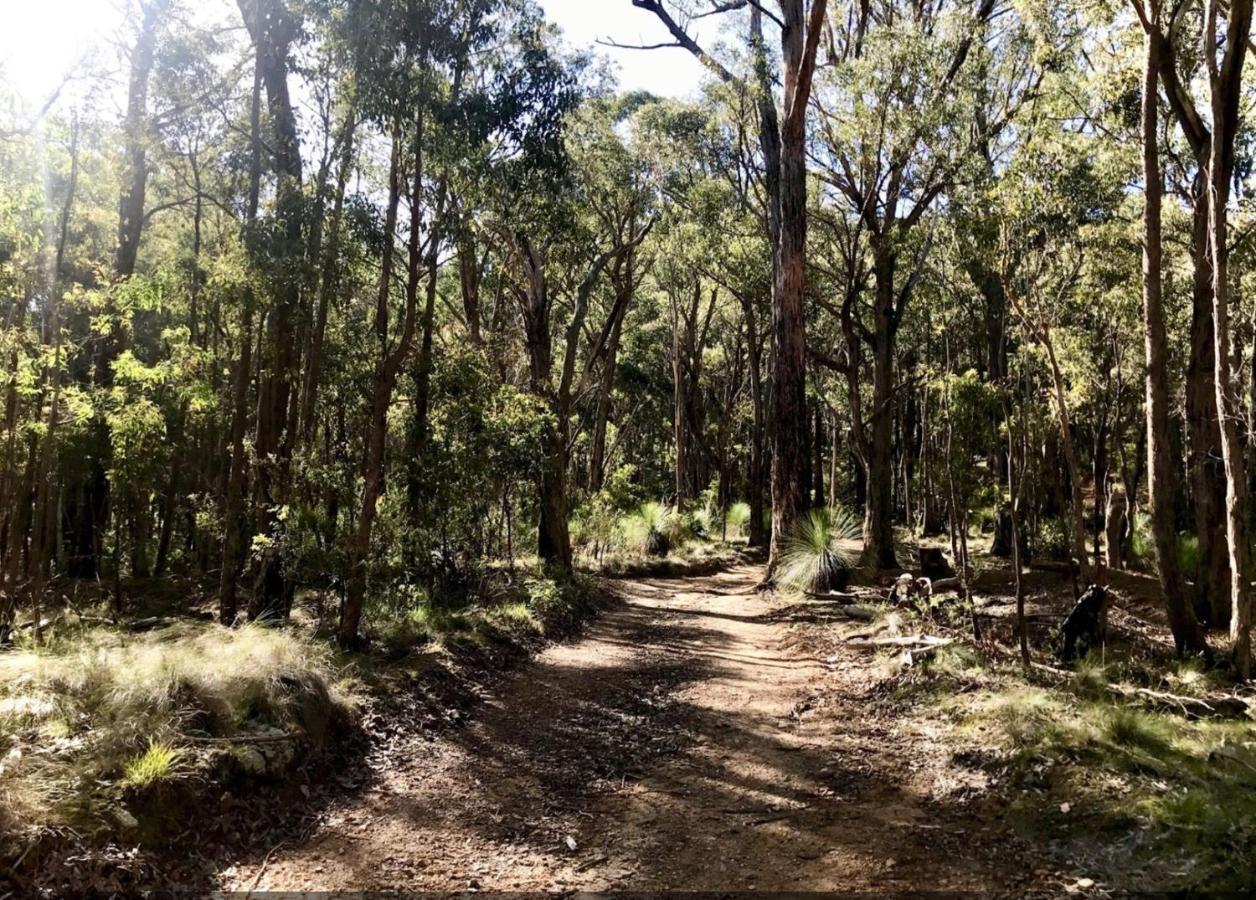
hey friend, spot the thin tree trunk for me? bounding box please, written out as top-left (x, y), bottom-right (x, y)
top-left (218, 35), bottom-right (264, 625)
top-left (1140, 2), bottom-right (1208, 653)
top-left (863, 242), bottom-right (898, 569)
top-left (589, 311), bottom-right (623, 492)
top-left (299, 107), bottom-right (356, 447)
top-left (340, 125), bottom-right (423, 648)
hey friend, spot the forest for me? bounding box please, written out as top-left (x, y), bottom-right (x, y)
top-left (2, 0), bottom-right (1256, 893)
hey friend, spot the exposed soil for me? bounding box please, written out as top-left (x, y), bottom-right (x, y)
top-left (218, 564), bottom-right (1084, 894)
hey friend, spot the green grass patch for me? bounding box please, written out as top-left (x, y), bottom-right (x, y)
top-left (121, 741), bottom-right (182, 789)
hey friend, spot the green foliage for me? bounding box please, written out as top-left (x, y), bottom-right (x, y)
top-left (1177, 535), bottom-right (1200, 581)
top-left (1035, 517), bottom-right (1072, 560)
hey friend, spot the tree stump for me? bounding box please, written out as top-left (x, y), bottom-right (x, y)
top-left (1105, 487), bottom-right (1128, 570)
top-left (1060, 584), bottom-right (1108, 662)
top-left (917, 547), bottom-right (954, 579)
top-left (990, 504), bottom-right (1030, 562)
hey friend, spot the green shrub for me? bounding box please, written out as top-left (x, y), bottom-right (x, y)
top-left (725, 501), bottom-right (751, 540)
top-left (1128, 511), bottom-right (1152, 566)
top-left (1035, 516), bottom-right (1071, 560)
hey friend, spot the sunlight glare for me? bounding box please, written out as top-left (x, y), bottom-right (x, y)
top-left (1, 0), bottom-right (124, 110)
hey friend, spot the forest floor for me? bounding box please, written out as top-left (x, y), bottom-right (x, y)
top-left (217, 563), bottom-right (1091, 894)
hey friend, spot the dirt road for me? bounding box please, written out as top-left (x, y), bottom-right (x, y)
top-left (222, 564), bottom-right (1058, 893)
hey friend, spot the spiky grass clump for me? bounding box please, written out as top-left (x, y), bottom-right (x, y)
top-left (623, 501), bottom-right (680, 557)
top-left (777, 507), bottom-right (863, 593)
top-left (121, 740), bottom-right (182, 789)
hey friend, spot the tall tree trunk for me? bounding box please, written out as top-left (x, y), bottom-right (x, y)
top-left (240, 0), bottom-right (304, 621)
top-left (30, 120), bottom-right (78, 602)
top-left (219, 31), bottom-right (264, 625)
top-left (405, 195), bottom-right (446, 515)
top-left (766, 0), bottom-right (827, 576)
top-left (742, 292), bottom-right (768, 548)
top-left (1204, 0), bottom-right (1253, 678)
top-left (1140, 2), bottom-right (1209, 654)
top-left (589, 313), bottom-right (623, 492)
top-left (218, 308), bottom-right (254, 624)
top-left (672, 310), bottom-right (689, 504)
top-left (1186, 184), bottom-right (1231, 626)
top-left (537, 420), bottom-right (573, 571)
top-left (459, 227), bottom-right (483, 345)
top-left (812, 402), bottom-right (825, 508)
top-left (299, 109), bottom-right (356, 447)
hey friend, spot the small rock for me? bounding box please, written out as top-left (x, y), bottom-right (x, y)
top-left (235, 746), bottom-right (267, 774)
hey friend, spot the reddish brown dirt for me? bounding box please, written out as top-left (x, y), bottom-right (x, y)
top-left (219, 564), bottom-right (1068, 893)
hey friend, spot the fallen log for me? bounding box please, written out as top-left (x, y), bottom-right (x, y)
top-left (1029, 559), bottom-right (1079, 576)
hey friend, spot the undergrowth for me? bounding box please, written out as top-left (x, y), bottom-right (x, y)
top-left (921, 653), bottom-right (1256, 891)
top-left (364, 566), bottom-right (601, 660)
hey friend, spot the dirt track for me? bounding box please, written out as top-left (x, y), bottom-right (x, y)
top-left (222, 564), bottom-right (1062, 893)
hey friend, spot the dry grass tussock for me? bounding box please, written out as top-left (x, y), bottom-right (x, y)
top-left (0, 622), bottom-right (352, 848)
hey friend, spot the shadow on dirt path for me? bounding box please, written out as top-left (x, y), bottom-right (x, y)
top-left (220, 564), bottom-right (1061, 893)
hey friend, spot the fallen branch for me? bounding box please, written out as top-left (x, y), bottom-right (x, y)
top-left (185, 732), bottom-right (301, 744)
top-left (846, 634), bottom-right (953, 651)
top-left (804, 590), bottom-right (859, 603)
top-left (1107, 684), bottom-right (1250, 720)
top-left (1031, 661), bottom-right (1250, 719)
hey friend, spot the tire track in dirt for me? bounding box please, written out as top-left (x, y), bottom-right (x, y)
top-left (221, 564), bottom-right (1057, 893)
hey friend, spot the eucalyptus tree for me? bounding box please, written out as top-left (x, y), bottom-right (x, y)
top-left (1201, 0), bottom-right (1253, 677)
top-left (488, 84), bottom-right (656, 573)
top-left (626, 0), bottom-right (828, 577)
top-left (810, 0), bottom-right (1042, 569)
top-left (1133, 0), bottom-right (1209, 655)
top-left (338, 0), bottom-right (534, 647)
top-left (1143, 0), bottom-right (1238, 626)
top-left (632, 98), bottom-right (745, 508)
